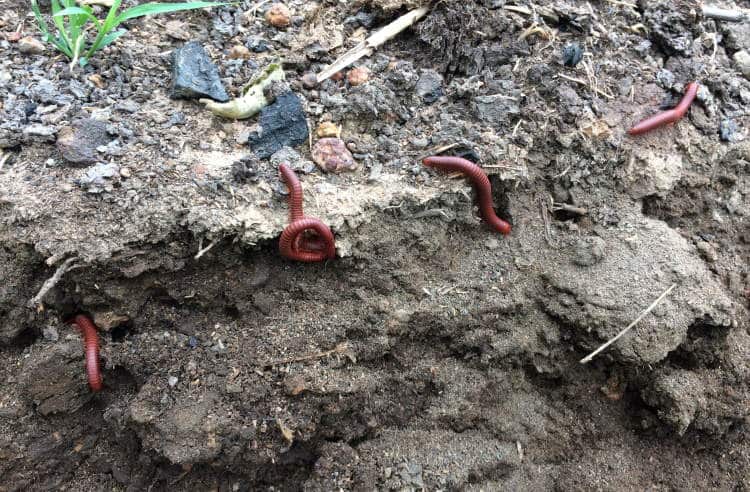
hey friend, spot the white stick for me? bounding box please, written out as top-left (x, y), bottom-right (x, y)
top-left (316, 6), bottom-right (430, 83)
top-left (194, 239), bottom-right (218, 260)
top-left (702, 5), bottom-right (747, 22)
top-left (580, 283), bottom-right (677, 364)
top-left (28, 257), bottom-right (80, 308)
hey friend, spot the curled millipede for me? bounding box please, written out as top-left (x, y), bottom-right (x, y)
top-left (422, 156), bottom-right (512, 235)
top-left (279, 218), bottom-right (336, 262)
top-left (278, 164), bottom-right (336, 262)
top-left (628, 82), bottom-right (699, 135)
top-left (69, 314), bottom-right (103, 392)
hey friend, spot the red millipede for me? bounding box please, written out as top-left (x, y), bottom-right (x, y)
top-left (279, 218), bottom-right (336, 262)
top-left (279, 163), bottom-right (304, 222)
top-left (278, 164), bottom-right (336, 262)
top-left (628, 82), bottom-right (699, 135)
top-left (422, 156), bottom-right (512, 235)
top-left (69, 314), bottom-right (103, 392)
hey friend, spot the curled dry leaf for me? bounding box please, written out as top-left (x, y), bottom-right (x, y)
top-left (201, 63), bottom-right (285, 119)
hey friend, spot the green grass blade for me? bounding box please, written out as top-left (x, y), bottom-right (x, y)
top-left (86, 0), bottom-right (122, 57)
top-left (98, 29), bottom-right (127, 49)
top-left (115, 2), bottom-right (226, 24)
top-left (30, 0), bottom-right (52, 38)
top-left (49, 0), bottom-right (73, 52)
top-left (54, 6), bottom-right (102, 30)
top-left (31, 0), bottom-right (74, 56)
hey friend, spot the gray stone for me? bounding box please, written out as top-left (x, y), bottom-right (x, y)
top-left (270, 146), bottom-right (310, 172)
top-left (78, 162), bottom-right (119, 193)
top-left (18, 37), bottom-right (45, 55)
top-left (474, 93), bottom-right (521, 126)
top-left (56, 118), bottom-right (111, 166)
top-left (247, 92), bottom-right (308, 159)
top-left (415, 69), bottom-right (443, 104)
top-left (733, 50), bottom-right (750, 80)
top-left (22, 124), bottom-right (56, 139)
top-left (170, 41), bottom-right (228, 102)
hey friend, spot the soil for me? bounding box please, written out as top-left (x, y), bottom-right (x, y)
top-left (1, 0), bottom-right (749, 490)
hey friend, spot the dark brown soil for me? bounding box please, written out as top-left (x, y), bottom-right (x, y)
top-left (1, 0), bottom-right (749, 490)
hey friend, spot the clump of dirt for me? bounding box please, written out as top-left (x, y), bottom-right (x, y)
top-left (1, 0), bottom-right (749, 489)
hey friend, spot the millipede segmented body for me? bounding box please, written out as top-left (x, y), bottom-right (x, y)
top-left (70, 314), bottom-right (102, 392)
top-left (422, 156), bottom-right (512, 235)
top-left (278, 164), bottom-right (336, 262)
top-left (628, 82), bottom-right (699, 135)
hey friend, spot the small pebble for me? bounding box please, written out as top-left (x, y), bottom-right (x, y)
top-left (120, 167), bottom-right (131, 178)
top-left (168, 376), bottom-right (178, 387)
top-left (188, 336), bottom-right (198, 348)
top-left (88, 74), bottom-right (105, 89)
top-left (733, 50), bottom-right (750, 80)
top-left (18, 36), bottom-right (45, 55)
top-left (165, 20), bottom-right (191, 41)
top-left (696, 240), bottom-right (718, 263)
top-left (265, 3), bottom-right (291, 28)
top-left (347, 66), bottom-right (370, 86)
top-left (719, 119), bottom-right (740, 142)
top-left (485, 238), bottom-right (500, 250)
top-left (228, 45), bottom-right (251, 60)
top-left (316, 121), bottom-right (340, 138)
top-left (301, 72), bottom-right (318, 89)
top-left (312, 137), bottom-right (357, 172)
top-left (42, 326), bottom-right (59, 341)
top-left (562, 43), bottom-right (583, 67)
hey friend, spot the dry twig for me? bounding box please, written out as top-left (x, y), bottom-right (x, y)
top-left (265, 342), bottom-right (352, 366)
top-left (702, 5), bottom-right (747, 22)
top-left (28, 257), bottom-right (81, 308)
top-left (194, 238), bottom-right (218, 260)
top-left (558, 73), bottom-right (614, 99)
top-left (580, 284), bottom-right (677, 364)
top-left (317, 7), bottom-right (429, 83)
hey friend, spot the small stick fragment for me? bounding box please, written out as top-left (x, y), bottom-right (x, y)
top-left (504, 5), bottom-right (531, 15)
top-left (28, 257), bottom-right (80, 308)
top-left (265, 342), bottom-right (351, 366)
top-left (580, 283), bottom-right (677, 364)
top-left (558, 73), bottom-right (614, 99)
top-left (317, 7), bottom-right (429, 83)
top-left (552, 203), bottom-right (588, 216)
top-left (194, 238), bottom-right (218, 260)
top-left (702, 5), bottom-right (747, 22)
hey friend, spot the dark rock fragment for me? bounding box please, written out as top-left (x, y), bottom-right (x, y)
top-left (246, 35), bottom-right (271, 53)
top-left (170, 42), bottom-right (229, 102)
top-left (247, 92), bottom-right (308, 159)
top-left (231, 156), bottom-right (259, 183)
top-left (56, 118), bottom-right (110, 166)
top-left (562, 43), bottom-right (583, 66)
top-left (719, 119), bottom-right (740, 142)
top-left (415, 69), bottom-right (444, 104)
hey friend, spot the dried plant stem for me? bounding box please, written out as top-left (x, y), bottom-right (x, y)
top-left (702, 5), bottom-right (747, 22)
top-left (194, 238), bottom-right (217, 260)
top-left (28, 257), bottom-right (81, 308)
top-left (317, 6), bottom-right (429, 83)
top-left (580, 283), bottom-right (677, 364)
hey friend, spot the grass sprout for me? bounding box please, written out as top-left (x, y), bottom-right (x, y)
top-left (30, 0), bottom-right (226, 68)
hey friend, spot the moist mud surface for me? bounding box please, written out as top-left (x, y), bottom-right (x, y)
top-left (1, 0), bottom-right (749, 490)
